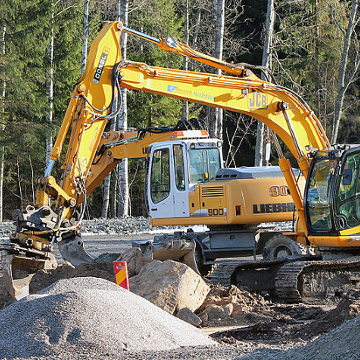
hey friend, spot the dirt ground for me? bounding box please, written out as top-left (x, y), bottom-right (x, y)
top-left (211, 292), bottom-right (360, 344)
top-left (1, 233), bottom-right (360, 356)
top-left (2, 258), bottom-right (360, 346)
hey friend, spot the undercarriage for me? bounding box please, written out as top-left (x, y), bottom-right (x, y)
top-left (209, 253), bottom-right (360, 303)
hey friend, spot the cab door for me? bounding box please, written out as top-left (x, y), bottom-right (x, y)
top-left (172, 144), bottom-right (189, 218)
top-left (147, 143), bottom-right (189, 219)
top-left (147, 145), bottom-right (175, 219)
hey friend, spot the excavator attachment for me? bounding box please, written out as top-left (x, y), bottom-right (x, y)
top-left (0, 231), bottom-right (95, 300)
top-left (134, 237), bottom-right (200, 274)
top-left (57, 233), bottom-right (95, 267)
top-left (0, 239), bottom-right (57, 300)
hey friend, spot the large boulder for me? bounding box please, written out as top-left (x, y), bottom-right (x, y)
top-left (129, 259), bottom-right (210, 315)
top-left (116, 247), bottom-right (153, 277)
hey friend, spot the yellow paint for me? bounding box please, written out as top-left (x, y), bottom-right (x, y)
top-left (115, 268), bottom-right (127, 285)
top-left (340, 226), bottom-right (360, 236)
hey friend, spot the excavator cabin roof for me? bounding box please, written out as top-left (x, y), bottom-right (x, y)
top-left (215, 166), bottom-right (301, 180)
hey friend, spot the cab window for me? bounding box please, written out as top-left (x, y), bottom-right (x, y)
top-left (189, 148), bottom-right (221, 183)
top-left (150, 148), bottom-right (170, 203)
top-left (335, 152), bottom-right (360, 228)
top-left (173, 145), bottom-right (185, 191)
top-left (306, 158), bottom-right (336, 231)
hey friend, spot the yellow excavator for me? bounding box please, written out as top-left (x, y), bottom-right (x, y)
top-left (2, 21), bottom-right (360, 302)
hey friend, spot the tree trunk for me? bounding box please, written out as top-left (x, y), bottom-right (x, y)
top-left (81, 0), bottom-right (89, 75)
top-left (117, 0), bottom-right (129, 218)
top-left (191, 6), bottom-right (202, 47)
top-left (110, 170), bottom-right (117, 217)
top-left (102, 115), bottom-right (116, 218)
top-left (0, 26), bottom-right (5, 221)
top-left (16, 157), bottom-right (23, 211)
top-left (255, 0), bottom-right (275, 166)
top-left (101, 174), bottom-right (111, 218)
top-left (210, 0), bottom-right (224, 140)
top-left (181, 0), bottom-right (189, 122)
top-left (331, 0), bottom-right (359, 143)
top-left (45, 16), bottom-right (54, 167)
top-left (0, 148), bottom-right (3, 221)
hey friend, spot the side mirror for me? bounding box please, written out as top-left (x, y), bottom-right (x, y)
top-left (342, 168), bottom-right (353, 186)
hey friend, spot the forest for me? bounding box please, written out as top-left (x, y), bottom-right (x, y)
top-left (0, 0), bottom-right (359, 221)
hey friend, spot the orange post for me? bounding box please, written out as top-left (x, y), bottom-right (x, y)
top-left (113, 261), bottom-right (130, 290)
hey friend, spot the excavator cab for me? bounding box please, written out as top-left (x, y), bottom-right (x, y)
top-left (147, 137), bottom-right (223, 220)
top-left (305, 145), bottom-right (360, 236)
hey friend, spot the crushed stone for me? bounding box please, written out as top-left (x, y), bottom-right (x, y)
top-left (233, 315), bottom-right (360, 360)
top-left (29, 262), bottom-right (115, 294)
top-left (2, 218), bottom-right (360, 359)
top-left (0, 277), bottom-right (216, 359)
top-left (0, 216), bottom-right (175, 238)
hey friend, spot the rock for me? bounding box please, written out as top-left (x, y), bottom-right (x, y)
top-left (177, 307), bottom-right (202, 326)
top-left (199, 303), bottom-right (233, 322)
top-left (197, 284), bottom-right (270, 326)
top-left (116, 247), bottom-right (153, 277)
top-left (80, 217), bottom-right (154, 235)
top-left (129, 259), bottom-right (210, 314)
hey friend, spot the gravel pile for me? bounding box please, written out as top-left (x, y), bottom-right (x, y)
top-left (0, 277), bottom-right (216, 359)
top-left (0, 217), bottom-right (177, 237)
top-left (0, 221), bottom-right (13, 238)
top-left (81, 217), bottom-right (154, 234)
top-left (233, 315), bottom-right (360, 360)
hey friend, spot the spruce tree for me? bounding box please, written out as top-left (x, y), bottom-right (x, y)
top-left (126, 0), bottom-right (184, 128)
top-left (0, 0), bottom-right (84, 218)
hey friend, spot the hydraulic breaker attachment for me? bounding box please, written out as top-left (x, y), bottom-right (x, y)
top-left (57, 233), bottom-right (95, 266)
top-left (133, 237), bottom-right (200, 274)
top-left (0, 238), bottom-right (57, 300)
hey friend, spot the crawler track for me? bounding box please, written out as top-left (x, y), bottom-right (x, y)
top-left (209, 258), bottom-right (290, 287)
top-left (209, 255), bottom-right (360, 302)
top-left (276, 257), bottom-right (360, 302)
